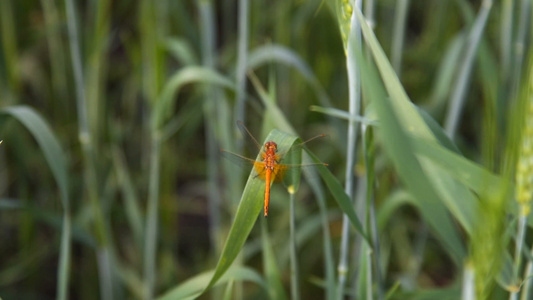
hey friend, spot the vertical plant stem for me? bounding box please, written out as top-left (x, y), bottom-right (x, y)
top-left (364, 0), bottom-right (375, 30)
top-left (41, 0), bottom-right (68, 104)
top-left (391, 0), bottom-right (409, 75)
top-left (520, 245), bottom-right (533, 300)
top-left (513, 61), bottom-right (533, 299)
top-left (235, 0), bottom-right (249, 131)
top-left (144, 134), bottom-right (161, 300)
top-left (64, 1), bottom-right (112, 300)
top-left (337, 0), bottom-right (362, 299)
top-left (98, 248), bottom-right (114, 300)
top-left (365, 245), bottom-right (372, 300)
top-left (0, 0), bottom-right (20, 92)
top-left (368, 198), bottom-right (383, 300)
top-left (509, 0), bottom-right (531, 100)
top-left (289, 192), bottom-right (300, 300)
top-left (302, 160), bottom-right (336, 300)
top-left (444, 0), bottom-right (492, 138)
top-left (85, 0), bottom-right (110, 146)
top-left (41, 1), bottom-right (72, 299)
top-left (198, 0), bottom-right (222, 256)
top-left (363, 125), bottom-right (383, 300)
top-left (141, 0), bottom-right (164, 297)
top-left (57, 213), bottom-right (71, 300)
top-left (233, 2), bottom-right (249, 298)
top-left (510, 215), bottom-right (527, 300)
top-left (500, 0), bottom-right (513, 82)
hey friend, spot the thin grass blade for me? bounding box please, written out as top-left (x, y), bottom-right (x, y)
top-left (0, 105), bottom-right (71, 300)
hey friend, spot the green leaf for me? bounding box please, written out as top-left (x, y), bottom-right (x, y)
top-left (0, 105), bottom-right (71, 300)
top-left (206, 129), bottom-right (300, 291)
top-left (305, 150), bottom-right (369, 243)
top-left (351, 12), bottom-right (466, 261)
top-left (354, 7), bottom-right (478, 236)
top-left (152, 66), bottom-right (235, 130)
top-left (411, 137), bottom-right (508, 196)
top-left (1, 106), bottom-right (68, 209)
top-left (158, 266), bottom-right (265, 300)
top-left (247, 45), bottom-right (315, 81)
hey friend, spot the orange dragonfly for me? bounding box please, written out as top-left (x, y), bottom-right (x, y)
top-left (221, 121), bottom-right (327, 217)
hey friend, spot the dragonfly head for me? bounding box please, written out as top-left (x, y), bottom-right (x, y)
top-left (264, 141), bottom-right (278, 152)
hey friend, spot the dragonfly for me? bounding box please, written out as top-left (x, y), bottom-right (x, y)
top-left (221, 121), bottom-right (328, 217)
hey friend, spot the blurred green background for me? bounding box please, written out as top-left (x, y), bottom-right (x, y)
top-left (0, 0), bottom-right (531, 299)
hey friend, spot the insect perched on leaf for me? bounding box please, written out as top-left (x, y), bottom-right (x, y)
top-left (221, 121), bottom-right (328, 217)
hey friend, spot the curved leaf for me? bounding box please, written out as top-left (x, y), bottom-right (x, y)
top-left (206, 128), bottom-right (300, 291)
top-left (350, 20), bottom-right (466, 261)
top-left (0, 105), bottom-right (71, 300)
top-left (152, 66), bottom-right (235, 130)
top-left (158, 266), bottom-right (265, 300)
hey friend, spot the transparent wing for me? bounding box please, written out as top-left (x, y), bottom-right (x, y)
top-left (220, 149), bottom-right (267, 179)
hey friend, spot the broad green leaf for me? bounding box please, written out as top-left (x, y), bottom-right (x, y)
top-left (355, 6), bottom-right (478, 253)
top-left (247, 45), bottom-right (315, 81)
top-left (1, 106), bottom-right (68, 209)
top-left (377, 190), bottom-right (414, 232)
top-left (305, 150), bottom-right (369, 243)
top-left (158, 266), bottom-right (265, 300)
top-left (417, 108), bottom-right (460, 154)
top-left (309, 105), bottom-right (378, 126)
top-left (354, 6), bottom-right (479, 235)
top-left (391, 285), bottom-right (461, 300)
top-left (206, 129), bottom-right (299, 290)
top-left (0, 105), bottom-right (71, 300)
top-left (351, 32), bottom-right (465, 261)
top-left (411, 137), bottom-right (508, 195)
top-left (164, 38), bottom-right (198, 66)
top-left (152, 66), bottom-right (235, 130)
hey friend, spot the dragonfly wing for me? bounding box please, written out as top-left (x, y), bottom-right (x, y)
top-left (221, 149), bottom-right (268, 179)
top-left (236, 121), bottom-right (263, 153)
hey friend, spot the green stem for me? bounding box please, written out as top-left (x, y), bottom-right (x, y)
top-left (391, 0), bottom-right (409, 75)
top-left (510, 214), bottom-right (527, 300)
top-left (0, 0), bottom-right (20, 92)
top-left (444, 0), bottom-right (492, 138)
top-left (235, 0), bottom-right (249, 132)
top-left (289, 192), bottom-right (300, 300)
top-left (57, 213), bottom-right (72, 300)
top-left (64, 0), bottom-right (112, 299)
top-left (500, 0), bottom-right (513, 82)
top-left (198, 0), bottom-right (222, 257)
top-left (520, 243), bottom-right (533, 300)
top-left (143, 134), bottom-right (161, 300)
top-left (337, 0), bottom-right (362, 298)
top-left (509, 0), bottom-right (531, 100)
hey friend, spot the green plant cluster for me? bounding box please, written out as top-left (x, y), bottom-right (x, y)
top-left (0, 1), bottom-right (532, 300)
